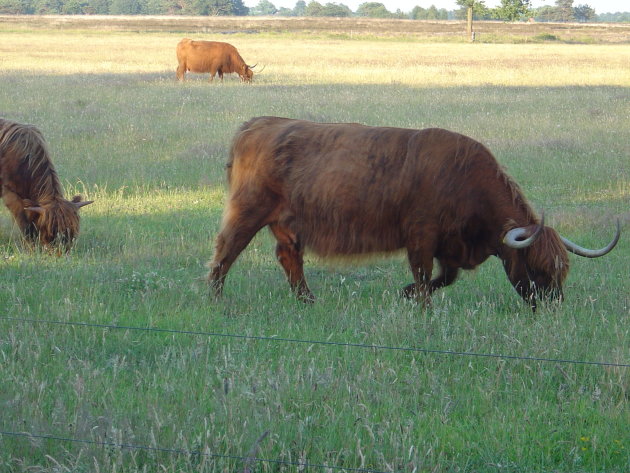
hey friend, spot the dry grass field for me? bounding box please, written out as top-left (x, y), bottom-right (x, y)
top-left (2, 14), bottom-right (630, 43)
top-left (1, 22), bottom-right (629, 87)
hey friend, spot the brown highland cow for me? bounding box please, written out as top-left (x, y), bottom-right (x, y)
top-left (176, 38), bottom-right (256, 83)
top-left (0, 118), bottom-right (92, 252)
top-left (208, 117), bottom-right (620, 310)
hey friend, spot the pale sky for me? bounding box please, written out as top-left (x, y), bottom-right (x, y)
top-left (244, 1), bottom-right (628, 14)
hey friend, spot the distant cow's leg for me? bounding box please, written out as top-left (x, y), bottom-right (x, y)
top-left (269, 223), bottom-right (314, 303)
top-left (176, 63), bottom-right (186, 81)
top-left (208, 205), bottom-right (268, 298)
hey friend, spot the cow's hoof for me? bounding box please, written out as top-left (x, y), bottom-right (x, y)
top-left (298, 291), bottom-right (316, 304)
top-left (401, 283), bottom-right (417, 299)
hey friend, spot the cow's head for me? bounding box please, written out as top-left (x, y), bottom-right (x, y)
top-left (241, 64), bottom-right (254, 83)
top-left (24, 195), bottom-right (93, 253)
top-left (501, 215), bottom-right (620, 310)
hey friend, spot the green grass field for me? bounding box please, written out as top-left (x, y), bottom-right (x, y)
top-left (0, 17), bottom-right (628, 473)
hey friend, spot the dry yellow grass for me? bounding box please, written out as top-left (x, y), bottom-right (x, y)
top-left (1, 30), bottom-right (630, 87)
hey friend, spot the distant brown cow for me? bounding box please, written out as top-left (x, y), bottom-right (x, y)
top-left (0, 119), bottom-right (93, 252)
top-left (208, 117), bottom-right (620, 310)
top-left (176, 38), bottom-right (254, 83)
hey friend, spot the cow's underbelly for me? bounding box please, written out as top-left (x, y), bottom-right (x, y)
top-left (186, 59), bottom-right (212, 73)
top-left (294, 211), bottom-right (404, 257)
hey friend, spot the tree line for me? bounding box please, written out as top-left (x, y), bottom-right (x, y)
top-left (0, 0), bottom-right (627, 23)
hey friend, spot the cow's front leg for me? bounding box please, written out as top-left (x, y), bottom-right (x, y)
top-left (403, 241), bottom-right (436, 307)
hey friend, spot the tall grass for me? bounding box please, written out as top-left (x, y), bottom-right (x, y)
top-left (0, 24), bottom-right (628, 472)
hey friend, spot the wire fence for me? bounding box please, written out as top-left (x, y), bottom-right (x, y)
top-left (0, 430), bottom-right (387, 473)
top-left (2, 316), bottom-right (628, 368)
top-left (1, 314), bottom-right (628, 472)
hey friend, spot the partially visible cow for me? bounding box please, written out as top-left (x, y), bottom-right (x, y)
top-left (176, 38), bottom-right (255, 83)
top-left (0, 118), bottom-right (93, 252)
top-left (208, 117), bottom-right (620, 310)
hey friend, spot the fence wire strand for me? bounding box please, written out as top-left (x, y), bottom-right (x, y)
top-left (1, 316), bottom-right (628, 368)
top-left (1, 315), bottom-right (627, 471)
top-left (0, 430), bottom-right (389, 473)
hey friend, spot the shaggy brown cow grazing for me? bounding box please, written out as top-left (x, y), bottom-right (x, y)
top-left (208, 117), bottom-right (620, 310)
top-left (176, 38), bottom-right (255, 83)
top-left (0, 119), bottom-right (93, 252)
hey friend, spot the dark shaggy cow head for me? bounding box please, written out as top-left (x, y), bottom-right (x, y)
top-left (501, 215), bottom-right (620, 310)
top-left (1, 118), bottom-right (94, 254)
top-left (24, 195), bottom-right (92, 253)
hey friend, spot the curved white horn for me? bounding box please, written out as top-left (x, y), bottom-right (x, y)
top-left (504, 212), bottom-right (545, 249)
top-left (74, 200), bottom-right (94, 209)
top-left (25, 206), bottom-right (45, 215)
top-left (561, 219), bottom-right (621, 258)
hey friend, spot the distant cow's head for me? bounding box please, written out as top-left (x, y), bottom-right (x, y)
top-left (241, 64), bottom-right (254, 83)
top-left (24, 195), bottom-right (93, 252)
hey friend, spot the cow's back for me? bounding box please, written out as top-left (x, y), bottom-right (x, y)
top-left (177, 39), bottom-right (237, 73)
top-left (227, 117), bottom-right (515, 256)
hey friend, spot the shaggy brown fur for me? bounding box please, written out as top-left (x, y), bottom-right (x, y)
top-left (0, 118), bottom-right (92, 252)
top-left (176, 39), bottom-right (254, 82)
top-left (208, 117), bottom-right (571, 310)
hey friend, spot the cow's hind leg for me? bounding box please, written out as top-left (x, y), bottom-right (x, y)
top-left (208, 204), bottom-right (268, 298)
top-left (269, 222), bottom-right (314, 303)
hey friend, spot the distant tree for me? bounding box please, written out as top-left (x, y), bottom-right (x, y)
top-left (305, 0), bottom-right (322, 16)
top-left (597, 11), bottom-right (630, 22)
top-left (293, 0), bottom-right (306, 16)
top-left (250, 0), bottom-right (276, 15)
top-left (411, 5), bottom-right (448, 20)
top-left (554, 0), bottom-right (575, 22)
top-left (305, 1), bottom-right (349, 17)
top-left (456, 0), bottom-right (486, 39)
top-left (84, 0), bottom-right (110, 14)
top-left (200, 0), bottom-right (248, 15)
top-left (410, 5), bottom-right (426, 19)
top-left (62, 0), bottom-right (87, 13)
top-left (392, 9), bottom-right (407, 19)
top-left (232, 0), bottom-right (248, 15)
top-left (190, 0), bottom-right (211, 15)
top-left (144, 0), bottom-right (168, 14)
top-left (277, 6), bottom-right (291, 15)
top-left (33, 0), bottom-right (63, 13)
top-left (0, 0), bottom-right (31, 13)
top-left (110, 0), bottom-right (141, 14)
top-left (320, 2), bottom-right (350, 17)
top-left (534, 5), bottom-right (556, 21)
top-left (573, 4), bottom-right (595, 22)
top-left (356, 2), bottom-right (391, 18)
top-left (455, 0), bottom-right (488, 18)
top-left (428, 5), bottom-right (442, 19)
top-left (493, 0), bottom-right (531, 21)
